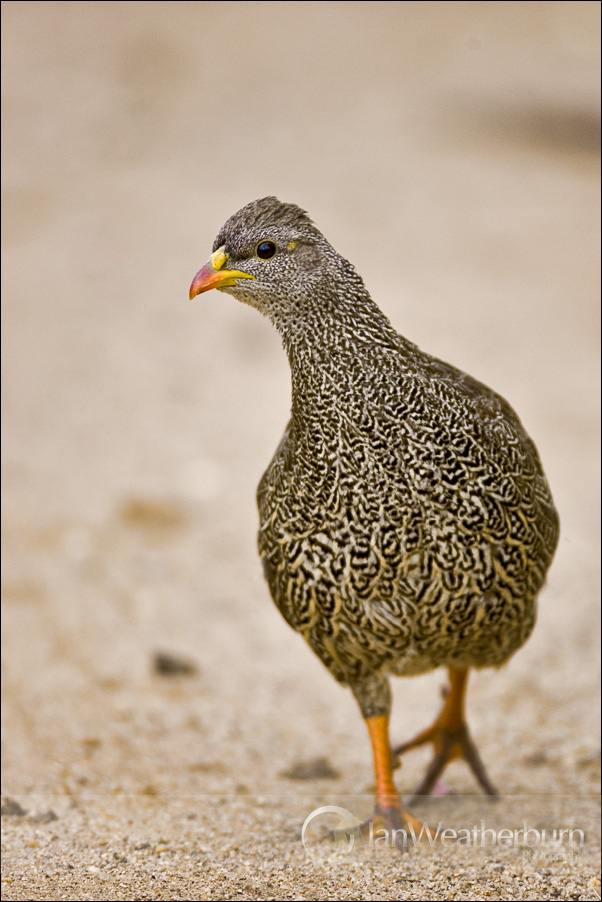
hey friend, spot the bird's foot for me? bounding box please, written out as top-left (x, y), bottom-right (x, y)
top-left (393, 718), bottom-right (498, 804)
top-left (376, 801), bottom-right (437, 852)
top-left (322, 798), bottom-right (433, 857)
top-left (351, 798), bottom-right (437, 853)
top-left (392, 669), bottom-right (498, 805)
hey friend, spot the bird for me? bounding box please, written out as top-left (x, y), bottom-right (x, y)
top-left (189, 196), bottom-right (559, 851)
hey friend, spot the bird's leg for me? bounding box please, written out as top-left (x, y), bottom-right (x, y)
top-left (348, 674), bottom-right (436, 852)
top-left (360, 714), bottom-right (435, 852)
top-left (392, 667), bottom-right (498, 804)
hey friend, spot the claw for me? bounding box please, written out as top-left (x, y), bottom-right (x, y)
top-left (348, 803), bottom-right (437, 852)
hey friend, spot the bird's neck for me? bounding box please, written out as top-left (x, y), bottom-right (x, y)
top-left (281, 289), bottom-right (411, 427)
top-left (280, 271), bottom-right (399, 356)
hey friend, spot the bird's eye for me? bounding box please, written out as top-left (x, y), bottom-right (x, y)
top-left (256, 241), bottom-right (277, 260)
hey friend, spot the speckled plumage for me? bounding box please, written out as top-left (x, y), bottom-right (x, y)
top-left (201, 196), bottom-right (559, 721)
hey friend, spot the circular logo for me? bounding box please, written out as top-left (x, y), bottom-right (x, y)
top-left (301, 805), bottom-right (363, 860)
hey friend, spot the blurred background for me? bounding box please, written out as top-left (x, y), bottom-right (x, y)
top-left (1, 0), bottom-right (600, 893)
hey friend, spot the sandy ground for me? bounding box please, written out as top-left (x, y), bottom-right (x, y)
top-left (1, 2), bottom-right (600, 899)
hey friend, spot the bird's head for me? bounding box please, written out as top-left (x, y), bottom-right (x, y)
top-left (189, 196), bottom-right (359, 331)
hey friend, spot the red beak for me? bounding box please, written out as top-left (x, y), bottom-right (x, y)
top-left (189, 247), bottom-right (254, 299)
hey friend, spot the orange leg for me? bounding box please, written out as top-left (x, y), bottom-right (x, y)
top-left (392, 667), bottom-right (498, 804)
top-left (363, 713), bottom-right (435, 851)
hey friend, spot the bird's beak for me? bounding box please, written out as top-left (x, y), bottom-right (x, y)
top-left (189, 246), bottom-right (254, 299)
